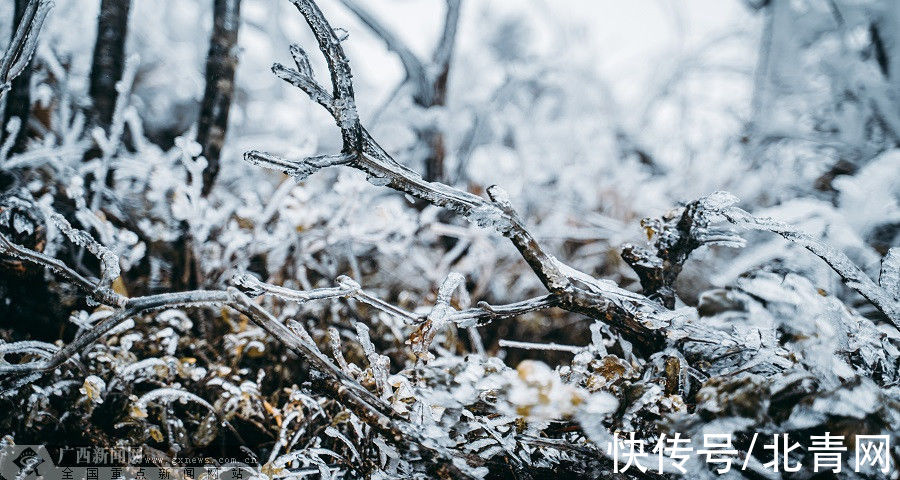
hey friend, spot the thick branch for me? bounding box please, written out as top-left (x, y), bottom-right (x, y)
top-left (198, 0), bottom-right (242, 196)
top-left (249, 0), bottom-right (673, 353)
top-left (622, 194), bottom-right (743, 308)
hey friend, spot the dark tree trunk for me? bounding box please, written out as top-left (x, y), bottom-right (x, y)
top-left (418, 0), bottom-right (457, 184)
top-left (2, 0), bottom-right (34, 155)
top-left (88, 0), bottom-right (131, 130)
top-left (419, 127), bottom-right (446, 184)
top-left (197, 0), bottom-right (242, 197)
top-left (416, 68), bottom-right (450, 184)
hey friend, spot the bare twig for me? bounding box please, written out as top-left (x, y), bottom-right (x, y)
top-left (432, 0), bottom-right (462, 74)
top-left (421, 0), bottom-right (461, 182)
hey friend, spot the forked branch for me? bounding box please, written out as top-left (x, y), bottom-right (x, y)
top-left (248, 0), bottom-right (672, 353)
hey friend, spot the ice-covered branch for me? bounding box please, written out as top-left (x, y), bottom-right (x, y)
top-left (453, 295), bottom-right (560, 327)
top-left (233, 272), bottom-right (351, 301)
top-left (1, 0), bottom-right (46, 154)
top-left (721, 200), bottom-right (900, 324)
top-left (232, 272), bottom-right (419, 323)
top-left (0, 231), bottom-right (125, 307)
top-left (226, 288), bottom-right (477, 478)
top-left (47, 211), bottom-right (121, 288)
top-left (249, 0), bottom-right (673, 353)
top-left (288, 0), bottom-right (361, 151)
top-left (622, 191), bottom-right (745, 308)
top-left (233, 271), bottom-right (563, 330)
top-left (0, 0), bottom-right (52, 101)
top-left (337, 0), bottom-right (461, 181)
top-left (0, 0), bottom-right (51, 89)
top-left (497, 339), bottom-right (584, 354)
top-left (272, 57), bottom-right (333, 112)
top-left (0, 290), bottom-right (230, 375)
top-left (244, 150), bottom-right (356, 182)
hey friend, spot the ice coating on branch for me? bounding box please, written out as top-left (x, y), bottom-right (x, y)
top-left (333, 97), bottom-right (359, 131)
top-left (289, 43), bottom-right (314, 78)
top-left (288, 319), bottom-right (321, 354)
top-left (467, 205), bottom-right (513, 233)
top-left (328, 327), bottom-right (352, 373)
top-left (698, 190), bottom-right (739, 211)
top-left (231, 272), bottom-right (266, 296)
top-left (0, 340), bottom-right (58, 358)
top-left (721, 203), bottom-right (900, 324)
top-left (243, 150), bottom-right (354, 182)
top-left (366, 173), bottom-right (391, 186)
top-left (332, 27), bottom-right (349, 42)
top-left (354, 322), bottom-right (391, 400)
top-left (881, 248), bottom-right (900, 299)
top-left (47, 212), bottom-right (120, 287)
top-left (410, 272), bottom-right (465, 359)
top-left (134, 388), bottom-right (215, 414)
